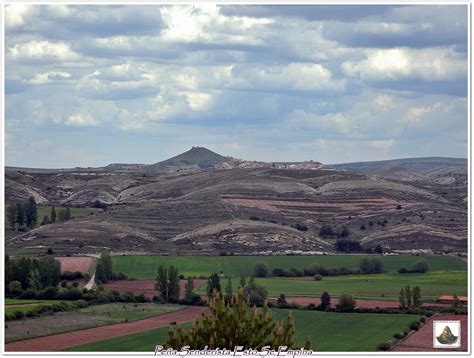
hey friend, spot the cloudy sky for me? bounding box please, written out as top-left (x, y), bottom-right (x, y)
top-left (5, 4), bottom-right (468, 168)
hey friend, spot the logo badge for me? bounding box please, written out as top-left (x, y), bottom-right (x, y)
top-left (433, 320), bottom-right (461, 348)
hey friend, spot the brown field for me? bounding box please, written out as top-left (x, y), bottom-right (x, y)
top-left (392, 314), bottom-right (468, 352)
top-left (5, 306), bottom-right (209, 352)
top-left (56, 256), bottom-right (94, 274)
top-left (104, 279), bottom-right (207, 299)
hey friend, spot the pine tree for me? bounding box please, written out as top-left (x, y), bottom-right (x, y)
top-left (50, 206), bottom-right (56, 223)
top-left (224, 277), bottom-right (233, 301)
top-left (165, 289), bottom-right (306, 349)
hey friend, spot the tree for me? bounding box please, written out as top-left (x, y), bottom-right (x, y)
top-left (99, 251), bottom-right (113, 282)
top-left (336, 293), bottom-right (356, 312)
top-left (41, 215), bottom-right (50, 226)
top-left (65, 207), bottom-right (71, 220)
top-left (338, 227), bottom-right (350, 238)
top-left (277, 293), bottom-right (287, 305)
top-left (168, 266), bottom-right (180, 302)
top-left (184, 278), bottom-right (195, 303)
top-left (319, 291), bottom-right (331, 310)
top-left (359, 258), bottom-right (384, 274)
top-left (399, 288), bottom-right (407, 309)
top-left (156, 265), bottom-right (168, 301)
top-left (24, 196), bottom-right (38, 229)
top-left (28, 269), bottom-right (43, 290)
top-left (335, 239), bottom-right (361, 252)
top-left (165, 290), bottom-right (308, 349)
top-left (95, 260), bottom-right (107, 284)
top-left (404, 285), bottom-right (412, 308)
top-left (412, 261), bottom-right (429, 273)
top-left (253, 263), bottom-right (268, 278)
top-left (224, 277), bottom-right (233, 302)
top-left (319, 225), bottom-right (334, 237)
top-left (50, 206), bottom-right (56, 223)
top-left (243, 279), bottom-right (268, 306)
top-left (15, 203), bottom-right (25, 229)
top-left (6, 204), bottom-right (16, 229)
top-left (412, 286), bottom-right (422, 308)
top-left (207, 273), bottom-right (221, 297)
top-left (9, 281), bottom-right (22, 296)
top-left (239, 276), bottom-right (246, 288)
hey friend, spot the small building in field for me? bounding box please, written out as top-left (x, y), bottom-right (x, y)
top-left (438, 295), bottom-right (468, 304)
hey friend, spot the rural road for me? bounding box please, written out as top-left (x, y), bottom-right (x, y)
top-left (5, 306), bottom-right (209, 352)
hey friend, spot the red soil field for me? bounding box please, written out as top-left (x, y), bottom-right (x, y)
top-left (104, 279), bottom-right (207, 299)
top-left (5, 306), bottom-right (209, 352)
top-left (284, 297), bottom-right (449, 309)
top-left (56, 256), bottom-right (94, 274)
top-left (392, 314), bottom-right (468, 352)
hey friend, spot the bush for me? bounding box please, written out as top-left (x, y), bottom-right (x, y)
top-left (253, 263), bottom-right (269, 278)
top-left (19, 289), bottom-right (37, 299)
top-left (8, 281), bottom-right (22, 296)
top-left (336, 293), bottom-right (356, 312)
top-left (293, 223), bottom-right (308, 231)
top-left (13, 310), bottom-right (25, 320)
top-left (412, 261), bottom-right (429, 273)
top-left (271, 268), bottom-right (286, 277)
top-left (377, 342), bottom-right (391, 351)
top-left (398, 267), bottom-right (409, 274)
top-left (419, 316), bottom-right (426, 323)
top-left (409, 321), bottom-right (420, 331)
top-left (335, 239), bottom-right (361, 252)
top-left (319, 225), bottom-right (334, 237)
top-left (393, 332), bottom-right (404, 339)
top-left (313, 274), bottom-right (322, 281)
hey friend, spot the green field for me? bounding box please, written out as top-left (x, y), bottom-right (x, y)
top-left (5, 299), bottom-right (72, 315)
top-left (6, 303), bottom-right (183, 343)
top-left (112, 255), bottom-right (466, 279)
top-left (64, 309), bottom-right (417, 352)
top-left (233, 271), bottom-right (467, 301)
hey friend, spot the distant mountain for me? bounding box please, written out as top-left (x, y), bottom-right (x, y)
top-left (145, 146), bottom-right (228, 172)
top-left (331, 157), bottom-right (467, 184)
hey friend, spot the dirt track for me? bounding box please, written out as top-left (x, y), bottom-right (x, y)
top-left (392, 314), bottom-right (468, 352)
top-left (285, 297), bottom-right (449, 309)
top-left (5, 306), bottom-right (209, 352)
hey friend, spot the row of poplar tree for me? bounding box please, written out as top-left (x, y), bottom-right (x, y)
top-left (6, 197), bottom-right (72, 230)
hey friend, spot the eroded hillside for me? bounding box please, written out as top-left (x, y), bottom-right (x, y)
top-left (6, 167), bottom-right (467, 255)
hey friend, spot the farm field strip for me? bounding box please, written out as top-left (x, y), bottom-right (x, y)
top-left (64, 309), bottom-right (418, 352)
top-left (112, 255), bottom-right (466, 279)
top-left (5, 306), bottom-right (208, 351)
top-left (5, 303), bottom-right (184, 343)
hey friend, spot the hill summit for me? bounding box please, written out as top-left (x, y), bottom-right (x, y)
top-left (147, 146), bottom-right (228, 172)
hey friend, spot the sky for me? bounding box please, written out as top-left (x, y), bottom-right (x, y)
top-left (4, 4), bottom-right (468, 168)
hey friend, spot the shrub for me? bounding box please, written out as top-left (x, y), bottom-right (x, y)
top-left (271, 268), bottom-right (286, 277)
top-left (336, 293), bottom-right (356, 312)
top-left (313, 274), bottom-right (322, 281)
top-left (293, 223), bottom-right (308, 231)
top-left (19, 289), bottom-right (37, 299)
top-left (319, 225), bottom-right (334, 237)
top-left (398, 267), bottom-right (408, 274)
top-left (335, 239), bottom-right (361, 252)
top-left (419, 316), bottom-right (426, 323)
top-left (243, 280), bottom-right (268, 307)
top-left (13, 310), bottom-right (25, 320)
top-left (412, 261), bottom-right (429, 273)
top-left (393, 333), bottom-right (403, 339)
top-left (253, 263), bottom-right (269, 278)
top-left (377, 342), bottom-right (391, 351)
top-left (8, 281), bottom-right (22, 296)
top-left (409, 321), bottom-right (420, 331)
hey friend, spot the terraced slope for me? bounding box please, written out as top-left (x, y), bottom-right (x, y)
top-left (6, 167), bottom-right (467, 254)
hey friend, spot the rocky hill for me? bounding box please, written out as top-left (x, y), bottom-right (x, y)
top-left (6, 163), bottom-right (467, 255)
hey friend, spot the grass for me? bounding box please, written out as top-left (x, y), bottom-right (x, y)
top-left (64, 309), bottom-right (417, 352)
top-left (5, 299), bottom-right (71, 315)
top-left (195, 271), bottom-right (467, 301)
top-left (112, 255), bottom-right (466, 279)
top-left (5, 303), bottom-right (184, 343)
